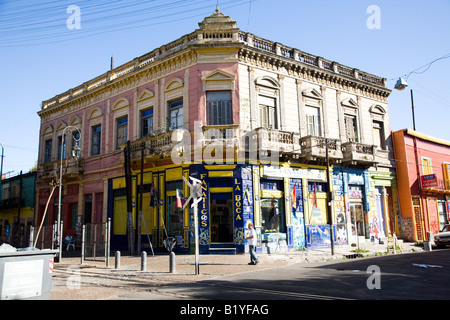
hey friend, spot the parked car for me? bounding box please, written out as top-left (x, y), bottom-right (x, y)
top-left (434, 225), bottom-right (450, 248)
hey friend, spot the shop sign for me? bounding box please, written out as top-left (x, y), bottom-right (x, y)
top-left (263, 166), bottom-right (326, 181)
top-left (421, 174), bottom-right (438, 188)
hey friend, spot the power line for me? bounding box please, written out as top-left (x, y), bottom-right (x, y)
top-left (0, 0), bottom-right (256, 47)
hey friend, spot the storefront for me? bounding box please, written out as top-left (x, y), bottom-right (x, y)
top-left (332, 167), bottom-right (371, 246)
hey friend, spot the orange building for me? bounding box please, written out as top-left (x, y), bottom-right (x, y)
top-left (393, 129), bottom-right (450, 241)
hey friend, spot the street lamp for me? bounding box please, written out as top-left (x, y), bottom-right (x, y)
top-left (56, 126), bottom-right (81, 262)
top-left (394, 77), bottom-right (416, 131)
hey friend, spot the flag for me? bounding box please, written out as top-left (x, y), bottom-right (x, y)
top-left (311, 182), bottom-right (317, 208)
top-left (149, 183), bottom-right (156, 207)
top-left (176, 188), bottom-right (186, 208)
top-left (291, 185), bottom-right (296, 209)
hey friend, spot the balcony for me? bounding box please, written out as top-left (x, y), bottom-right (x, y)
top-left (200, 124), bottom-right (241, 149)
top-left (40, 158), bottom-right (84, 181)
top-left (124, 129), bottom-right (185, 162)
top-left (341, 141), bottom-right (376, 166)
top-left (244, 128), bottom-right (301, 157)
top-left (300, 136), bottom-right (342, 162)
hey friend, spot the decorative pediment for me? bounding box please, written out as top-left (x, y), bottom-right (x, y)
top-left (69, 115), bottom-right (82, 127)
top-left (88, 107), bottom-right (103, 120)
top-left (369, 104), bottom-right (386, 115)
top-left (341, 97), bottom-right (359, 108)
top-left (43, 124), bottom-right (53, 135)
top-left (302, 88), bottom-right (323, 100)
top-left (137, 89), bottom-right (155, 101)
top-left (112, 98), bottom-right (130, 111)
top-left (165, 78), bottom-right (184, 92)
top-left (202, 69), bottom-right (235, 82)
top-left (202, 69), bottom-right (235, 91)
top-left (255, 76), bottom-right (280, 89)
top-left (56, 120), bottom-right (67, 131)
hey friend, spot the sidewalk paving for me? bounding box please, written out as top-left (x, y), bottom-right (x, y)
top-left (50, 241), bottom-right (424, 300)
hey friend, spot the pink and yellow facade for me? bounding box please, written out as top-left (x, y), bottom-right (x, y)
top-left (36, 9), bottom-right (396, 254)
top-left (393, 129), bottom-right (450, 241)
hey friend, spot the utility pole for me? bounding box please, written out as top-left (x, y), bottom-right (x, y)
top-left (325, 139), bottom-right (335, 255)
top-left (124, 141), bottom-right (134, 255)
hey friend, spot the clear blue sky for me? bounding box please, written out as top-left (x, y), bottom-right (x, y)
top-left (1, 0), bottom-right (449, 177)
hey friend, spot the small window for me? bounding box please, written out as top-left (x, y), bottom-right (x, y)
top-left (305, 106), bottom-right (322, 136)
top-left (207, 91), bottom-right (232, 125)
top-left (116, 116), bottom-right (128, 149)
top-left (168, 99), bottom-right (183, 130)
top-left (259, 96), bottom-right (277, 129)
top-left (91, 124), bottom-right (101, 156)
top-left (44, 139), bottom-right (52, 163)
top-left (57, 136), bottom-right (66, 160)
top-left (372, 121), bottom-right (385, 149)
top-left (345, 114), bottom-right (358, 142)
top-left (421, 157), bottom-right (433, 175)
top-left (72, 131), bottom-right (81, 156)
top-left (141, 109), bottom-right (153, 137)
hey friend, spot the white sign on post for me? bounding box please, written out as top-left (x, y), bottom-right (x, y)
top-left (182, 176), bottom-right (202, 275)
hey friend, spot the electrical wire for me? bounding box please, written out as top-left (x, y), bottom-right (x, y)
top-left (0, 0), bottom-right (256, 47)
top-left (388, 52), bottom-right (450, 81)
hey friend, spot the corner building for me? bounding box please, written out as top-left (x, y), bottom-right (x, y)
top-left (36, 9), bottom-right (396, 254)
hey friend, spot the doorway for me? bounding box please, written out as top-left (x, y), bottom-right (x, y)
top-left (210, 198), bottom-right (233, 243)
top-left (350, 202), bottom-right (365, 238)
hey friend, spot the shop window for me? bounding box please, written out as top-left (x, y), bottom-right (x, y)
top-left (308, 182), bottom-right (327, 193)
top-left (261, 198), bottom-right (284, 234)
top-left (260, 179), bottom-right (282, 190)
top-left (166, 196), bottom-right (183, 236)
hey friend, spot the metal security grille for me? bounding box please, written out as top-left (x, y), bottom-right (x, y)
top-left (412, 197), bottom-right (424, 240)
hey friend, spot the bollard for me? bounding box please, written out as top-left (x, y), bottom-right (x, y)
top-left (169, 251), bottom-right (176, 273)
top-left (141, 251), bottom-right (147, 272)
top-left (115, 251), bottom-right (121, 269)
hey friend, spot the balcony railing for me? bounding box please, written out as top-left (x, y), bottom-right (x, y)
top-left (124, 129), bottom-right (185, 162)
top-left (341, 141), bottom-right (376, 165)
top-left (200, 124), bottom-right (241, 149)
top-left (40, 158), bottom-right (84, 181)
top-left (300, 136), bottom-right (342, 161)
top-left (244, 128), bottom-right (300, 155)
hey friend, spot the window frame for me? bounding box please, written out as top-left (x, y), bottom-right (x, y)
top-left (258, 95), bottom-right (278, 129)
top-left (141, 108), bottom-right (153, 137)
top-left (115, 116), bottom-right (128, 149)
top-left (168, 98), bottom-right (183, 130)
top-left (206, 90), bottom-right (232, 125)
top-left (305, 105), bottom-right (322, 137)
top-left (44, 139), bottom-right (53, 163)
top-left (91, 124), bottom-right (102, 156)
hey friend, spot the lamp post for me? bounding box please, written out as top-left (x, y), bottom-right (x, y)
top-left (394, 77), bottom-right (416, 130)
top-left (0, 142), bottom-right (4, 198)
top-left (56, 126), bottom-right (81, 262)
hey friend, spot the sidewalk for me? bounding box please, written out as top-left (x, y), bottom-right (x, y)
top-left (50, 241), bottom-right (423, 300)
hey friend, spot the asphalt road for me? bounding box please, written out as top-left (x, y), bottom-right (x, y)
top-left (138, 249), bottom-right (450, 301)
